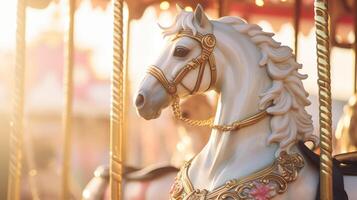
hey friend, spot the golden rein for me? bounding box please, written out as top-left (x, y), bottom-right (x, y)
top-left (172, 96), bottom-right (268, 132)
top-left (110, 0), bottom-right (125, 200)
top-left (314, 0), bottom-right (333, 199)
top-left (8, 0), bottom-right (26, 199)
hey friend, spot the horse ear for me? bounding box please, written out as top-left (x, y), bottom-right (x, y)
top-left (176, 3), bottom-right (184, 12)
top-left (194, 4), bottom-right (211, 30)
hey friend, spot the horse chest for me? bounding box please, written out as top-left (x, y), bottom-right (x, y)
top-left (170, 152), bottom-right (308, 200)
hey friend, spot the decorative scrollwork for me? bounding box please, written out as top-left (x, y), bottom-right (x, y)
top-left (202, 34), bottom-right (216, 49)
top-left (170, 151), bottom-right (304, 200)
top-left (277, 151), bottom-right (304, 182)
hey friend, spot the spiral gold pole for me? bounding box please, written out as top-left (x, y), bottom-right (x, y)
top-left (294, 0), bottom-right (301, 58)
top-left (123, 13), bottom-right (131, 164)
top-left (61, 0), bottom-right (75, 199)
top-left (110, 0), bottom-right (125, 199)
top-left (314, 1), bottom-right (333, 199)
top-left (7, 0), bottom-right (27, 199)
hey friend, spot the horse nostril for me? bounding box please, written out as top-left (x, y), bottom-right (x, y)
top-left (135, 94), bottom-right (145, 108)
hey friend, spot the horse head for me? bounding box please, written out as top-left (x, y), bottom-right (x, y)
top-left (135, 4), bottom-right (318, 154)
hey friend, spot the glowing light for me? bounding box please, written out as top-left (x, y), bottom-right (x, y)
top-left (281, 0), bottom-right (287, 2)
top-left (158, 11), bottom-right (173, 28)
top-left (348, 94), bottom-right (357, 105)
top-left (29, 169), bottom-right (37, 177)
top-left (82, 190), bottom-right (90, 199)
top-left (347, 31), bottom-right (355, 43)
top-left (184, 6), bottom-right (193, 12)
top-left (255, 0), bottom-right (265, 7)
top-left (159, 1), bottom-right (170, 10)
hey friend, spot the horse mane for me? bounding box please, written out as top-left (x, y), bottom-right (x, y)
top-left (160, 12), bottom-right (319, 153)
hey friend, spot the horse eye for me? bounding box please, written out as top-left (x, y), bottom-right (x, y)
top-left (173, 46), bottom-right (190, 57)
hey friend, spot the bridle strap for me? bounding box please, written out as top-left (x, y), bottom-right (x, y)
top-left (192, 62), bottom-right (205, 93)
top-left (147, 30), bottom-right (217, 95)
top-left (147, 66), bottom-right (177, 94)
top-left (147, 29), bottom-right (268, 131)
top-left (208, 55), bottom-right (216, 89)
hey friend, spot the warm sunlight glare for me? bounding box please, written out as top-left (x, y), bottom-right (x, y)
top-left (255, 0), bottom-right (265, 7)
top-left (159, 1), bottom-right (170, 10)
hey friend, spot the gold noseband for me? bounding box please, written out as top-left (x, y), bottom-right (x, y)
top-left (147, 30), bottom-right (217, 95)
top-left (147, 29), bottom-right (268, 132)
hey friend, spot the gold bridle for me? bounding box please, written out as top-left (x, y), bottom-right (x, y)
top-left (147, 29), bottom-right (268, 132)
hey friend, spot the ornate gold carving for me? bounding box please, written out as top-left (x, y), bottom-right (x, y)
top-left (170, 176), bottom-right (184, 199)
top-left (201, 34), bottom-right (216, 49)
top-left (277, 151), bottom-right (304, 182)
top-left (185, 189), bottom-right (208, 200)
top-left (170, 152), bottom-right (304, 200)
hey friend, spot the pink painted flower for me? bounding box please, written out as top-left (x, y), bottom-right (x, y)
top-left (249, 182), bottom-right (276, 200)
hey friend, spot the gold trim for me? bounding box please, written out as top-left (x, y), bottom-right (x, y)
top-left (61, 0), bottom-right (76, 199)
top-left (172, 96), bottom-right (268, 132)
top-left (314, 1), bottom-right (333, 199)
top-left (110, 0), bottom-right (125, 199)
top-left (8, 0), bottom-right (26, 199)
top-left (170, 152), bottom-right (304, 200)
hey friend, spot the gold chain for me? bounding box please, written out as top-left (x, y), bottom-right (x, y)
top-left (171, 96), bottom-right (268, 132)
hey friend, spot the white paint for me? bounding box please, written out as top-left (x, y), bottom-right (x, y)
top-left (135, 5), bottom-right (357, 199)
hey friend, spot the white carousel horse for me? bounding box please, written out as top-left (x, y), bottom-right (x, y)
top-left (135, 4), bottom-right (357, 200)
top-left (82, 95), bottom-right (212, 200)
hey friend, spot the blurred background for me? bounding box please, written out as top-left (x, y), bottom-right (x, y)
top-left (0, 0), bottom-right (356, 199)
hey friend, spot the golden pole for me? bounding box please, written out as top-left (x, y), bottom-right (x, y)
top-left (61, 0), bottom-right (75, 199)
top-left (123, 13), bottom-right (131, 164)
top-left (314, 0), bottom-right (333, 199)
top-left (294, 0), bottom-right (301, 58)
top-left (110, 0), bottom-right (125, 199)
top-left (353, 0), bottom-right (357, 93)
top-left (217, 0), bottom-right (226, 17)
top-left (8, 0), bottom-right (27, 199)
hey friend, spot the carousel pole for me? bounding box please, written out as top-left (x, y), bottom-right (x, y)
top-left (294, 0), bottom-right (301, 58)
top-left (61, 0), bottom-right (75, 199)
top-left (110, 0), bottom-right (125, 199)
top-left (353, 0), bottom-right (357, 93)
top-left (7, 0), bottom-right (27, 199)
top-left (123, 12), bottom-right (131, 164)
top-left (217, 0), bottom-right (226, 17)
top-left (314, 0), bottom-right (333, 199)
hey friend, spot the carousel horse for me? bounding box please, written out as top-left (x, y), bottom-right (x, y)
top-left (82, 95), bottom-right (213, 200)
top-left (135, 4), bottom-right (357, 200)
top-left (335, 94), bottom-right (357, 154)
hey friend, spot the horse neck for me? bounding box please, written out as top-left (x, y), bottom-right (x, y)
top-left (190, 30), bottom-right (278, 188)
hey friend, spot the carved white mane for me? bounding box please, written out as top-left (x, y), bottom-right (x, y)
top-left (161, 11), bottom-right (318, 152)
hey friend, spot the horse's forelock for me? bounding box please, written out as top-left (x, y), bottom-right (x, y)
top-left (160, 11), bottom-right (198, 37)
